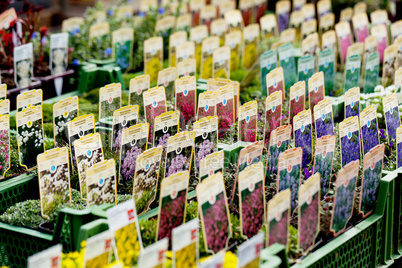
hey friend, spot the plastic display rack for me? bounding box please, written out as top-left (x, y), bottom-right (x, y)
top-left (77, 63), bottom-right (125, 94)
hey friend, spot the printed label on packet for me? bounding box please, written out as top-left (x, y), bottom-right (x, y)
top-left (319, 13), bottom-right (334, 33)
top-left (293, 109), bottom-right (313, 168)
top-left (176, 41), bottom-right (196, 66)
top-left (344, 87), bottom-right (360, 118)
top-left (89, 22), bottom-right (109, 43)
top-left (175, 76), bottom-right (197, 126)
top-left (242, 24), bottom-right (260, 70)
top-left (216, 84), bottom-right (235, 135)
top-left (169, 31), bottom-right (187, 68)
top-left (157, 67), bottom-right (177, 100)
top-left (138, 238), bottom-right (168, 268)
top-left (17, 88), bottom-right (42, 112)
top-left (225, 31), bottom-right (242, 71)
top-left (346, 42), bottom-right (364, 59)
top-left (27, 244), bottom-right (62, 268)
top-left (321, 30), bottom-right (336, 51)
top-left (359, 105), bottom-right (379, 155)
top-left (302, 32), bottom-right (319, 57)
top-left (83, 231), bottom-right (113, 267)
top-left (177, 59), bottom-right (197, 78)
top-left (194, 116), bottom-right (218, 177)
top-left (112, 105), bottom-right (139, 150)
top-left (172, 219), bottom-right (199, 268)
top-left (213, 46), bottom-right (231, 79)
top-left (264, 91), bottom-right (282, 146)
top-left (289, 81), bottom-right (305, 126)
top-left (239, 101), bottom-right (258, 143)
top-left (339, 116), bottom-right (361, 167)
top-left (61, 17), bottom-right (84, 33)
top-left (143, 86), bottom-right (167, 144)
top-left (197, 91), bottom-right (217, 120)
top-left (343, 55), bottom-right (362, 92)
top-left (266, 67), bottom-right (285, 99)
top-left (99, 83), bottom-right (122, 120)
top-left (201, 36), bottom-right (220, 79)
top-left (308, 72), bottom-right (325, 111)
top-left (261, 14), bottom-right (278, 38)
top-left (129, 74), bottom-right (150, 117)
top-left (314, 98), bottom-right (334, 138)
top-left (266, 125), bottom-right (292, 182)
top-left (53, 96), bottom-right (79, 148)
top-left (199, 150), bottom-right (224, 182)
top-left (0, 84), bottom-right (6, 100)
top-left (237, 232), bottom-right (264, 268)
top-left (314, 135), bottom-right (336, 196)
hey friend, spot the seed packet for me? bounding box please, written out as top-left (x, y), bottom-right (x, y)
top-left (156, 170), bottom-right (189, 242)
top-left (139, 0), bottom-right (157, 14)
top-left (211, 19), bottom-right (227, 46)
top-left (194, 116), bottom-right (218, 176)
top-left (225, 31), bottom-right (242, 71)
top-left (216, 85), bottom-right (235, 136)
top-left (279, 28), bottom-right (296, 44)
top-left (340, 7), bottom-right (353, 23)
top-left (155, 16), bottom-right (175, 57)
top-left (200, 5), bottom-right (216, 30)
top-left (314, 135), bottom-right (336, 196)
top-left (157, 67), bottom-right (177, 100)
top-left (331, 160), bottom-right (359, 236)
top-left (319, 13), bottom-right (335, 34)
top-left (112, 27), bottom-right (134, 72)
top-left (13, 43), bottom-right (33, 88)
top-left (112, 105), bottom-right (139, 151)
top-left (175, 76), bottom-right (196, 126)
top-left (138, 238), bottom-right (168, 268)
top-left (362, 52), bottom-right (380, 93)
top-left (371, 10), bottom-right (388, 28)
top-left (201, 36), bottom-right (220, 79)
top-left (28, 244), bottom-right (62, 268)
top-left (395, 37), bottom-right (402, 71)
top-left (0, 115), bottom-right (10, 180)
top-left (172, 219), bottom-right (199, 268)
top-left (335, 21), bottom-right (352, 65)
top-left (61, 16), bottom-right (84, 32)
top-left (238, 162), bottom-right (265, 238)
top-left (106, 199), bottom-right (143, 267)
top-left (190, 0), bottom-right (204, 26)
top-left (86, 159), bottom-right (117, 207)
top-left (165, 131), bottom-right (195, 178)
top-left (397, 126), bottom-right (402, 168)
top-left (289, 11), bottom-right (303, 41)
top-left (224, 9), bottom-right (244, 32)
top-left (53, 96), bottom-right (78, 148)
top-left (37, 147), bottom-right (71, 218)
top-left (317, 0), bottom-right (331, 18)
top-left (293, 110), bottom-right (312, 170)
top-left (254, 0), bottom-right (267, 23)
top-left (266, 125), bottom-right (291, 181)
top-left (298, 56), bottom-right (315, 93)
top-left (129, 74), bottom-right (149, 118)
top-left (383, 93), bottom-right (401, 142)
top-left (197, 91), bottom-right (216, 120)
top-left (302, 33), bottom-right (318, 57)
top-left (301, 3), bottom-right (315, 21)
top-left (308, 72), bottom-right (325, 111)
top-left (0, 99), bottom-right (9, 116)
top-left (266, 67), bottom-right (285, 99)
top-left (343, 55), bottom-right (361, 92)
top-left (391, 20), bottom-right (402, 41)
top-left (360, 105), bottom-right (379, 155)
top-left (83, 231), bottom-right (113, 267)
top-left (49, 32), bottom-right (68, 77)
top-left (293, 0), bottom-right (305, 11)
top-left (339, 116), bottom-right (361, 167)
top-left (264, 91), bottom-right (282, 143)
top-left (371, 24), bottom-right (388, 63)
top-left (154, 111), bottom-right (179, 153)
top-left (360, 144), bottom-right (385, 218)
top-left (238, 101), bottom-right (258, 143)
top-left (289, 82), bottom-right (305, 127)
top-left (99, 83), bottom-right (121, 120)
top-left (169, 31), bottom-right (187, 68)
top-left (144, 36), bottom-right (163, 83)
top-left (276, 0), bottom-right (290, 33)
top-left (197, 172), bottom-right (231, 253)
top-left (219, 1), bottom-right (235, 18)
top-left (237, 232), bottom-right (264, 268)
top-left (266, 188), bottom-right (291, 247)
top-left (88, 22), bottom-right (109, 46)
top-left (175, 14), bottom-right (192, 33)
top-left (177, 59), bottom-right (197, 78)
top-left (17, 88), bottom-right (42, 112)
top-left (396, 68), bottom-right (402, 93)
top-left (16, 105), bottom-right (44, 171)
top-left (346, 42), bottom-right (363, 60)
top-left (260, 14), bottom-right (278, 39)
top-left (352, 13), bottom-right (369, 43)
top-left (0, 84), bottom-right (6, 100)
top-left (278, 43), bottom-right (297, 93)
top-left (67, 114), bottom-right (95, 167)
top-left (354, 2), bottom-right (367, 14)
top-left (190, 25), bottom-right (208, 69)
top-left (321, 30), bottom-right (336, 52)
top-left (199, 150), bottom-right (224, 181)
top-left (317, 50), bottom-right (335, 96)
top-left (260, 50), bottom-right (278, 95)
top-left (382, 44), bottom-right (398, 87)
top-left (242, 24), bottom-right (260, 70)
top-left (74, 133), bottom-right (104, 200)
top-left (314, 99), bottom-right (334, 138)
top-left (239, 0), bottom-right (253, 26)
top-left (301, 19), bottom-right (317, 39)
top-left (133, 145), bottom-right (162, 215)
top-left (143, 86), bottom-right (167, 144)
top-left (210, 46), bottom-right (230, 80)
top-left (344, 87), bottom-right (360, 118)
top-left (176, 41), bottom-right (196, 67)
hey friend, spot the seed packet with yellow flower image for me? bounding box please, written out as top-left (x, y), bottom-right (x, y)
top-left (129, 74), bottom-right (150, 119)
top-left (190, 0), bottom-right (205, 26)
top-left (301, 19), bottom-right (316, 40)
top-left (164, 131), bottom-right (195, 178)
top-left (266, 67), bottom-right (285, 100)
top-left (301, 3), bottom-right (315, 22)
top-left (276, 0), bottom-right (290, 33)
top-left (61, 16), bottom-right (84, 32)
top-left (112, 105), bottom-right (139, 151)
top-left (278, 43), bottom-right (297, 93)
top-left (225, 31), bottom-right (242, 71)
top-left (382, 44), bottom-right (398, 87)
top-left (176, 41), bottom-right (196, 67)
top-left (50, 33), bottom-right (68, 76)
top-left (0, 114), bottom-right (10, 180)
top-left (16, 105), bottom-right (45, 171)
top-left (340, 7), bottom-right (352, 23)
top-left (194, 116), bottom-right (218, 177)
top-left (197, 91), bottom-right (217, 120)
top-left (239, 0), bottom-right (253, 26)
top-left (169, 31), bottom-right (187, 68)
top-left (319, 13), bottom-right (334, 34)
top-left (218, 1), bottom-right (235, 18)
top-left (144, 36), bottom-right (164, 83)
top-left (112, 27), bottom-right (134, 72)
top-left (106, 199), bottom-right (143, 267)
top-left (157, 67), bottom-right (177, 100)
top-left (302, 32), bottom-right (318, 57)
top-left (190, 26), bottom-right (208, 69)
top-left (199, 251), bottom-right (225, 268)
top-left (201, 36), bottom-right (220, 79)
top-left (211, 18), bottom-right (228, 46)
top-left (175, 76), bottom-right (197, 126)
top-left (177, 59), bottom-right (197, 78)
top-left (239, 101), bottom-right (258, 143)
top-left (199, 150), bottom-right (224, 181)
top-left (308, 72), bottom-right (325, 111)
top-left (172, 219), bottom-right (199, 268)
top-left (242, 23), bottom-right (259, 70)
top-left (266, 189), bottom-right (291, 248)
top-left (224, 9), bottom-right (244, 32)
top-left (200, 5), bottom-right (217, 30)
top-left (17, 88), bottom-right (42, 112)
top-left (27, 244), bottom-right (62, 268)
top-left (260, 14), bottom-right (278, 39)
top-left (13, 43), bottom-right (33, 89)
top-left (391, 20), bottom-right (402, 41)
top-left (86, 159), bottom-right (117, 207)
top-left (53, 96), bottom-right (79, 148)
top-left (143, 86), bottom-right (167, 144)
top-left (335, 21), bottom-right (352, 65)
top-left (154, 111), bottom-right (179, 153)
top-left (213, 46), bottom-right (231, 79)
top-left (0, 84), bottom-right (6, 100)
top-left (138, 238), bottom-right (168, 268)
top-left (83, 230), bottom-right (114, 268)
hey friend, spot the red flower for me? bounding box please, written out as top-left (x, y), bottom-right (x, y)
top-left (39, 26), bottom-right (49, 37)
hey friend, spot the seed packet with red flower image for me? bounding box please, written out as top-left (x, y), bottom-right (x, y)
top-left (129, 74), bottom-right (150, 119)
top-left (266, 125), bottom-right (291, 182)
top-left (264, 91), bottom-right (282, 144)
top-left (112, 105), bottom-right (139, 151)
top-left (199, 150), bottom-right (224, 181)
top-left (143, 86), bottom-right (167, 144)
top-left (156, 171), bottom-right (189, 242)
top-left (371, 24), bottom-right (388, 63)
top-left (157, 67), bottom-right (177, 101)
top-left (201, 36), bottom-right (220, 79)
top-left (293, 110), bottom-right (312, 168)
top-left (190, 0), bottom-right (205, 26)
top-left (153, 111), bottom-right (179, 154)
top-left (339, 116), bottom-right (361, 167)
top-left (266, 67), bottom-right (285, 100)
top-left (289, 81), bottom-right (305, 127)
top-left (238, 162), bottom-right (265, 239)
top-left (138, 238), bottom-right (168, 268)
top-left (239, 0), bottom-right (253, 26)
top-left (83, 230), bottom-right (114, 267)
top-left (169, 31), bottom-right (187, 68)
top-left (175, 76), bottom-right (197, 126)
top-left (383, 93), bottom-right (401, 143)
top-left (197, 91), bottom-right (217, 120)
top-left (211, 19), bottom-right (228, 46)
top-left (298, 173), bottom-right (320, 253)
top-left (360, 105), bottom-right (379, 155)
top-left (276, 0), bottom-right (290, 33)
top-left (190, 26), bottom-right (208, 69)
top-left (308, 72), bottom-right (325, 111)
top-left (352, 13), bottom-right (369, 43)
top-left (239, 101), bottom-right (258, 143)
top-left (266, 188), bottom-right (291, 248)
top-left (194, 116), bottom-right (218, 177)
top-left (200, 5), bottom-right (216, 31)
top-left (172, 219), bottom-right (199, 268)
top-left (225, 31), bottom-right (242, 71)
top-left (177, 59), bottom-right (197, 79)
top-left (335, 21), bottom-right (352, 65)
top-left (224, 9), bottom-right (244, 33)
top-left (164, 131), bottom-right (195, 178)
top-left (314, 98), bottom-right (334, 138)
top-left (197, 172), bottom-right (231, 253)
top-left (216, 84), bottom-right (235, 137)
top-left (313, 135), bottom-right (336, 196)
top-left (237, 232), bottom-right (264, 268)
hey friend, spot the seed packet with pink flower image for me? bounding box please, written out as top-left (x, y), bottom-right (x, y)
top-left (266, 188), bottom-right (291, 248)
top-left (308, 72), bottom-right (325, 111)
top-left (335, 21), bottom-right (352, 65)
top-left (238, 162), bottom-right (265, 239)
top-left (264, 92), bottom-right (282, 144)
top-left (153, 111), bottom-right (179, 154)
top-left (216, 84), bottom-right (235, 137)
top-left (266, 125), bottom-right (291, 182)
top-left (175, 76), bottom-right (197, 126)
top-left (194, 116), bottom-right (218, 177)
top-left (190, 0), bottom-right (204, 26)
top-left (199, 150), bottom-right (224, 181)
top-left (201, 36), bottom-right (220, 79)
top-left (382, 44), bottom-right (398, 87)
top-left (298, 173), bottom-right (320, 253)
top-left (143, 86), bottom-right (167, 144)
top-left (289, 81), bottom-right (305, 127)
top-left (197, 91), bottom-right (217, 120)
top-left (266, 67), bottom-right (285, 101)
top-left (157, 67), bottom-right (177, 101)
top-left (352, 13), bottom-right (369, 43)
top-left (314, 98), bottom-right (334, 138)
top-left (371, 24), bottom-right (388, 63)
top-left (17, 88), bottom-right (42, 112)
top-left (200, 5), bottom-right (216, 31)
top-left (197, 172), bottom-right (231, 253)
top-left (133, 146), bottom-right (163, 215)
top-left (112, 105), bottom-right (139, 151)
top-left (156, 170), bottom-right (189, 242)
top-left (238, 100), bottom-right (258, 143)
top-left (129, 74), bottom-right (150, 119)
top-left (164, 131), bottom-right (195, 178)
top-left (293, 110), bottom-right (313, 168)
top-left (0, 115), bottom-right (10, 179)
top-left (119, 123), bottom-right (149, 183)
top-left (177, 59), bottom-right (197, 79)
top-left (383, 93), bottom-right (401, 143)
top-left (313, 135), bottom-right (336, 196)
top-left (53, 96), bottom-right (79, 148)
top-left (359, 105), bottom-right (379, 155)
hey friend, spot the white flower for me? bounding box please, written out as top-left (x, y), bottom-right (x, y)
top-left (17, 60), bottom-right (30, 77)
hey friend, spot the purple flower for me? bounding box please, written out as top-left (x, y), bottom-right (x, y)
top-left (332, 176), bottom-right (356, 234)
top-left (266, 140), bottom-right (289, 182)
top-left (361, 119), bottom-right (379, 155)
top-left (158, 7), bottom-right (165, 15)
top-left (195, 139), bottom-right (215, 169)
top-left (278, 163), bottom-right (301, 210)
top-left (361, 160), bottom-right (382, 215)
top-left (107, 9), bottom-right (114, 16)
top-left (385, 107), bottom-right (401, 141)
top-left (166, 154), bottom-right (190, 177)
top-left (341, 130), bottom-right (361, 167)
top-left (241, 182), bottom-right (264, 238)
top-left (104, 48), bottom-right (113, 56)
top-left (157, 133), bottom-right (171, 153)
top-left (316, 112), bottom-right (334, 138)
top-left (121, 146), bottom-right (143, 181)
top-left (71, 27), bottom-right (80, 36)
top-left (345, 101), bottom-right (359, 118)
top-left (295, 125), bottom-right (312, 168)
top-left (299, 193), bottom-right (319, 251)
top-left (73, 59), bottom-right (80, 66)
top-left (313, 151), bottom-right (333, 196)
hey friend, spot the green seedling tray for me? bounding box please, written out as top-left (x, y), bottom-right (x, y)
top-left (77, 64), bottom-right (125, 94)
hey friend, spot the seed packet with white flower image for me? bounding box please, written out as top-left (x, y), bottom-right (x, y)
top-left (0, 115), bottom-right (10, 180)
top-left (106, 199), bottom-right (143, 267)
top-left (331, 160), bottom-right (359, 236)
top-left (164, 131), bottom-right (195, 178)
top-left (394, 37), bottom-right (402, 71)
top-left (112, 105), bottom-right (139, 152)
top-left (298, 56), bottom-right (315, 92)
top-left (302, 33), bottom-right (318, 57)
top-left (86, 159), bottom-right (117, 207)
top-left (99, 83), bottom-right (122, 120)
top-left (242, 24), bottom-right (259, 70)
top-left (133, 146), bottom-right (162, 215)
top-left (16, 105), bottom-right (44, 171)
top-left (276, 0), bottom-right (290, 33)
top-left (391, 21), bottom-right (402, 41)
top-left (260, 50), bottom-right (278, 96)
top-left (352, 13), bottom-right (369, 43)
top-left (211, 19), bottom-right (227, 46)
top-left (260, 14), bottom-right (278, 39)
top-left (0, 99), bottom-right (10, 116)
top-left (360, 105), bottom-right (379, 155)
top-left (68, 114), bottom-right (95, 168)
top-left (154, 111), bottom-right (179, 154)
top-left (237, 232), bottom-right (264, 268)
top-left (313, 135), bottom-right (336, 196)
top-left (89, 22), bottom-right (110, 46)
top-left (266, 67), bottom-right (285, 100)
top-left (383, 93), bottom-right (401, 144)
top-left (362, 52), bottom-right (380, 94)
top-left (216, 84), bottom-right (235, 137)
top-left (50, 33), bottom-right (68, 75)
top-left (314, 98), bottom-right (334, 138)
top-left (176, 41), bottom-right (196, 67)
top-left (194, 116), bottom-right (218, 177)
top-left (319, 13), bottom-right (334, 34)
top-left (61, 17), bottom-right (83, 32)
top-left (279, 28), bottom-right (296, 45)
top-left (239, 101), bottom-right (258, 143)
top-left (83, 230), bottom-right (113, 267)
top-left (293, 110), bottom-right (313, 168)
top-left (289, 82), bottom-right (305, 126)
top-left (335, 21), bottom-right (352, 65)
top-left (138, 238), bottom-right (168, 268)
top-left (225, 31), bottom-right (242, 71)
top-left (112, 27), bottom-right (134, 72)
top-left (197, 91), bottom-right (217, 120)
top-left (37, 147), bottom-right (71, 218)
top-left (144, 37), bottom-right (163, 83)
top-left (169, 31), bottom-right (187, 68)
top-left (264, 91), bottom-right (282, 144)
top-left (17, 88), bottom-right (42, 112)
top-left (298, 173), bottom-right (320, 253)
top-left (266, 188), bottom-right (291, 248)
top-left (199, 150), bottom-right (224, 181)
top-left (197, 172), bottom-right (231, 253)
top-left (53, 96), bottom-right (79, 148)
top-left (74, 133), bottom-right (104, 200)
top-left (301, 20), bottom-right (316, 40)
top-left (266, 125), bottom-right (291, 182)
top-left (13, 43), bottom-right (33, 88)
top-left (371, 24), bottom-right (388, 64)
top-left (175, 76), bottom-right (197, 126)
top-left (224, 9), bottom-right (244, 33)
top-left (344, 87), bottom-right (360, 118)
top-left (143, 86), bottom-right (167, 144)
top-left (0, 84), bottom-right (6, 100)
top-left (190, 26), bottom-right (208, 69)
top-left (397, 127), bottom-right (402, 168)
top-left (308, 72), bottom-right (325, 111)
top-left (200, 5), bottom-right (216, 30)
top-left (346, 42), bottom-right (363, 60)
top-left (177, 59), bottom-right (197, 79)
top-left (129, 74), bottom-right (150, 118)
top-left (212, 46), bottom-right (231, 80)
top-left (157, 67), bottom-right (177, 100)
top-left (172, 218), bottom-right (199, 268)
top-left (317, 50), bottom-right (336, 96)
top-left (201, 36), bottom-right (220, 79)
top-left (382, 44), bottom-right (398, 87)
top-left (175, 14), bottom-right (191, 33)
top-left (238, 162), bottom-right (265, 239)
top-left (339, 116), bottom-right (361, 167)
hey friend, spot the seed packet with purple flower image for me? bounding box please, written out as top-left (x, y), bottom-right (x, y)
top-left (53, 96), bottom-right (79, 148)
top-left (165, 131), bottom-right (195, 178)
top-left (177, 59), bottom-right (197, 79)
top-left (302, 33), bottom-right (319, 57)
top-left (199, 150), bottom-right (224, 181)
top-left (194, 116), bottom-right (218, 177)
top-left (143, 86), bottom-right (167, 144)
top-left (276, 0), bottom-right (290, 33)
top-left (156, 170), bottom-right (189, 242)
top-left (175, 76), bottom-right (196, 126)
top-left (360, 105), bottom-right (379, 155)
top-left (331, 160), bottom-right (359, 236)
top-left (298, 56), bottom-right (315, 91)
top-left (213, 46), bottom-right (231, 79)
top-left (17, 89), bottom-right (42, 112)
top-left (200, 5), bottom-right (217, 31)
top-left (339, 116), bottom-right (361, 167)
top-left (200, 36), bottom-right (220, 79)
top-left (260, 14), bottom-right (278, 39)
top-left (157, 67), bottom-right (177, 101)
top-left (260, 50), bottom-right (278, 96)
top-left (314, 99), bottom-right (334, 138)
top-left (169, 31), bottom-right (187, 68)
top-left (237, 232), bottom-right (264, 268)
top-left (301, 20), bottom-right (316, 40)
top-left (363, 52), bottom-right (380, 93)
top-left (278, 44), bottom-right (297, 93)
top-left (112, 28), bottom-right (133, 72)
top-left (129, 74), bottom-right (150, 118)
top-left (172, 219), bottom-right (199, 268)
top-left (313, 135), bottom-right (336, 196)
top-left (298, 173), bottom-right (320, 253)
top-left (197, 172), bottom-right (232, 253)
top-left (397, 126), bottom-right (402, 168)
top-left (371, 24), bottom-right (388, 64)
top-left (318, 50), bottom-right (336, 96)
top-left (335, 21), bottom-right (352, 65)
top-left (86, 159), bottom-right (117, 207)
top-left (239, 101), bottom-right (258, 143)
top-left (382, 44), bottom-right (398, 87)
top-left (133, 146), bottom-right (163, 215)
top-left (352, 13), bottom-right (369, 43)
top-left (289, 82), bottom-right (305, 126)
top-left (264, 91), bottom-right (282, 144)
top-left (112, 105), bottom-right (139, 151)
top-left (266, 67), bottom-right (285, 100)
top-left (266, 188), bottom-right (291, 248)
top-left (266, 125), bottom-right (292, 181)
top-left (360, 144), bottom-right (385, 218)
top-left (293, 110), bottom-right (313, 168)
top-left (242, 24), bottom-right (260, 70)
top-left (344, 87), bottom-right (360, 119)
top-left (308, 72), bottom-right (325, 111)
top-left (154, 111), bottom-right (179, 153)
top-left (138, 238), bottom-right (168, 268)
top-left (197, 91), bottom-right (217, 120)
top-left (383, 93), bottom-right (401, 143)
top-left (216, 84), bottom-right (235, 137)
top-left (238, 162), bottom-right (265, 239)
top-left (293, 0), bottom-right (305, 11)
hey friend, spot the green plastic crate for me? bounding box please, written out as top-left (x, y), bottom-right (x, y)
top-left (389, 167), bottom-right (402, 259)
top-left (77, 64), bottom-right (125, 94)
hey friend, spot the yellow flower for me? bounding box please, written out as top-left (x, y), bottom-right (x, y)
top-left (243, 42), bottom-right (257, 69)
top-left (201, 57), bottom-right (213, 79)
